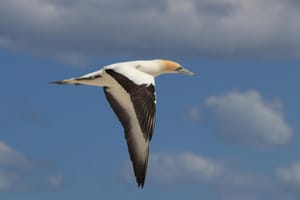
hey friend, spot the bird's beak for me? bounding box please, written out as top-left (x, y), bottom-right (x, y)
top-left (177, 67), bottom-right (195, 76)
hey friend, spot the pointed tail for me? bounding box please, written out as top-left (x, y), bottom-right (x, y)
top-left (49, 79), bottom-right (83, 85)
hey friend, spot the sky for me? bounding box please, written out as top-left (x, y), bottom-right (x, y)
top-left (1, 0), bottom-right (300, 199)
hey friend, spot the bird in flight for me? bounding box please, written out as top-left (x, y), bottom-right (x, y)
top-left (50, 59), bottom-right (194, 188)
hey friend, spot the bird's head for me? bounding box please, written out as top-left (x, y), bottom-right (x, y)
top-left (157, 59), bottom-right (195, 76)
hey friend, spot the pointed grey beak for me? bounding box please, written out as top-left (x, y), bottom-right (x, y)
top-left (177, 67), bottom-right (195, 76)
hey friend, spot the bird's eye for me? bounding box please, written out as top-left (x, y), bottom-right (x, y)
top-left (176, 66), bottom-right (183, 71)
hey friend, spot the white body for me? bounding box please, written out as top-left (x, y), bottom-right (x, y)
top-left (50, 59), bottom-right (194, 188)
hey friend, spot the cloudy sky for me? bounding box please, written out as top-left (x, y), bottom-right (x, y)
top-left (1, 0), bottom-right (300, 199)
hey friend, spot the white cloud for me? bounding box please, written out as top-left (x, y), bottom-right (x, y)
top-left (47, 174), bottom-right (64, 189)
top-left (0, 141), bottom-right (32, 167)
top-left (122, 151), bottom-right (300, 199)
top-left (276, 162), bottom-right (300, 189)
top-left (0, 140), bottom-right (64, 191)
top-left (147, 152), bottom-right (270, 192)
top-left (0, 141), bottom-right (33, 190)
top-left (0, 0), bottom-right (300, 64)
top-left (183, 106), bottom-right (201, 122)
top-left (205, 90), bottom-right (292, 147)
top-left (149, 152), bottom-right (222, 184)
top-left (123, 152), bottom-right (269, 190)
top-left (0, 169), bottom-right (20, 190)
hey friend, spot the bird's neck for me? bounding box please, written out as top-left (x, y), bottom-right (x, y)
top-left (138, 61), bottom-right (165, 77)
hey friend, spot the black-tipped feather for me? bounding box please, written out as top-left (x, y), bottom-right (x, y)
top-left (104, 87), bottom-right (150, 188)
top-left (104, 69), bottom-right (156, 188)
top-left (49, 80), bottom-right (82, 85)
top-left (49, 80), bottom-right (67, 84)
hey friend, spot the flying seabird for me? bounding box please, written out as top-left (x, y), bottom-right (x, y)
top-left (50, 59), bottom-right (194, 188)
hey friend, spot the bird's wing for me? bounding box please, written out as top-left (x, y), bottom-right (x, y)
top-left (103, 68), bottom-right (156, 188)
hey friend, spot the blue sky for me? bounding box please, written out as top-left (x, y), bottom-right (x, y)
top-left (1, 0), bottom-right (300, 200)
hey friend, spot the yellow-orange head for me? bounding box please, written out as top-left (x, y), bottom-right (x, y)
top-left (156, 59), bottom-right (195, 76)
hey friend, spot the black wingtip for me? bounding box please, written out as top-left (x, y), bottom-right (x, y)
top-left (136, 149), bottom-right (149, 189)
top-left (137, 177), bottom-right (145, 189)
top-left (136, 162), bottom-right (147, 189)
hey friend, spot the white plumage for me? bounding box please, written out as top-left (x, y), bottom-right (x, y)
top-left (50, 59), bottom-right (194, 188)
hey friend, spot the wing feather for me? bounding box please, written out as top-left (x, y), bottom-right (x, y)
top-left (103, 68), bottom-right (156, 188)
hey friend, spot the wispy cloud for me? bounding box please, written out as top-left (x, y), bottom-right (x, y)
top-left (0, 141), bottom-right (64, 191)
top-left (47, 174), bottom-right (65, 190)
top-left (122, 152), bottom-right (286, 198)
top-left (122, 152), bottom-right (223, 186)
top-left (205, 90), bottom-right (292, 147)
top-left (149, 152), bottom-right (222, 185)
top-left (0, 169), bottom-right (22, 191)
top-left (0, 0), bottom-right (300, 64)
top-left (183, 106), bottom-right (201, 122)
top-left (0, 141), bottom-right (33, 168)
top-left (123, 151), bottom-right (300, 199)
top-left (147, 152), bottom-right (271, 191)
top-left (276, 161), bottom-right (300, 189)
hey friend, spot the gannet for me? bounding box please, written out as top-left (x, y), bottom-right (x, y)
top-left (50, 59), bottom-right (194, 188)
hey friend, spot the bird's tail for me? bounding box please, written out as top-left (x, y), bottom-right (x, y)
top-left (49, 70), bottom-right (105, 86)
top-left (49, 78), bottom-right (84, 85)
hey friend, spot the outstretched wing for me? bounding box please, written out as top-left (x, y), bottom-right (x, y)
top-left (103, 68), bottom-right (156, 188)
